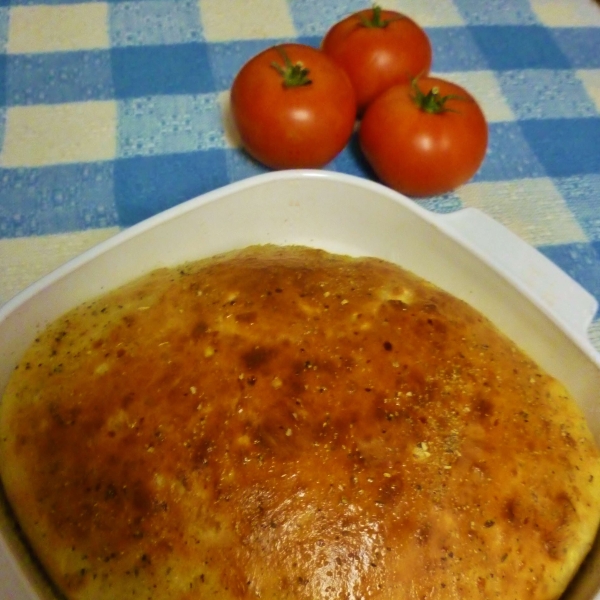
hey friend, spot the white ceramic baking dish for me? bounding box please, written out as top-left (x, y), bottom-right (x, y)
top-left (1, 170), bottom-right (599, 600)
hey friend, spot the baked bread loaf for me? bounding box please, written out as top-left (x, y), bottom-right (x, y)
top-left (1, 245), bottom-right (599, 600)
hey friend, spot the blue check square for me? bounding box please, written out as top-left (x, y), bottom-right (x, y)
top-left (468, 25), bottom-right (571, 70)
top-left (428, 28), bottom-right (490, 72)
top-left (6, 51), bottom-right (114, 106)
top-left (117, 93), bottom-right (227, 158)
top-left (497, 69), bottom-right (597, 120)
top-left (0, 108), bottom-right (5, 152)
top-left (540, 242), bottom-right (600, 311)
top-left (288, 0), bottom-right (364, 36)
top-left (0, 7), bottom-right (8, 49)
top-left (111, 43), bottom-right (216, 98)
top-left (551, 28), bottom-right (600, 69)
top-left (0, 54), bottom-right (5, 107)
top-left (328, 132), bottom-right (371, 179)
top-left (207, 39), bottom-right (283, 91)
top-left (473, 122), bottom-right (546, 182)
top-left (520, 118), bottom-right (600, 178)
top-left (7, 0), bottom-right (100, 3)
top-left (109, 0), bottom-right (204, 47)
top-left (0, 163), bottom-right (118, 238)
top-left (554, 175), bottom-right (600, 243)
top-left (452, 0), bottom-right (537, 25)
top-left (114, 149), bottom-right (229, 226)
top-left (224, 147), bottom-right (269, 184)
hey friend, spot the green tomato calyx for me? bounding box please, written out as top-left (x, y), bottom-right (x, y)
top-left (360, 5), bottom-right (402, 28)
top-left (271, 47), bottom-right (312, 88)
top-left (410, 79), bottom-right (464, 114)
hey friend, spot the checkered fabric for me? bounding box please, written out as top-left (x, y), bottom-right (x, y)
top-left (1, 0), bottom-right (600, 347)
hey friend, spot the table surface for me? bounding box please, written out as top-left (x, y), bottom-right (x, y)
top-left (1, 0), bottom-right (600, 351)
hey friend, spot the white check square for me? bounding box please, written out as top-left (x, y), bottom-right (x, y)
top-left (434, 70), bottom-right (516, 123)
top-left (530, 0), bottom-right (600, 27)
top-left (1, 102), bottom-right (117, 167)
top-left (388, 0), bottom-right (465, 27)
top-left (6, 3), bottom-right (110, 54)
top-left (457, 178), bottom-right (588, 247)
top-left (576, 69), bottom-right (600, 114)
top-left (199, 0), bottom-right (296, 41)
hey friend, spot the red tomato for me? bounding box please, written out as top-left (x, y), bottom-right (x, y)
top-left (359, 77), bottom-right (488, 197)
top-left (322, 7), bottom-right (432, 114)
top-left (230, 43), bottom-right (356, 169)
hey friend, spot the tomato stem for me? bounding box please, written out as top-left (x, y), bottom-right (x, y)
top-left (359, 4), bottom-right (403, 28)
top-left (271, 47), bottom-right (312, 88)
top-left (410, 78), bottom-right (465, 114)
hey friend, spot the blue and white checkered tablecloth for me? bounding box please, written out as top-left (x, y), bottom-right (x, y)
top-left (1, 0), bottom-right (600, 348)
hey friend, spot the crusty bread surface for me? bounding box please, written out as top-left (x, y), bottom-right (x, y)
top-left (1, 245), bottom-right (599, 600)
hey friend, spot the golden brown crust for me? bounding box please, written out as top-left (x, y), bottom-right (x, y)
top-left (1, 245), bottom-right (599, 600)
